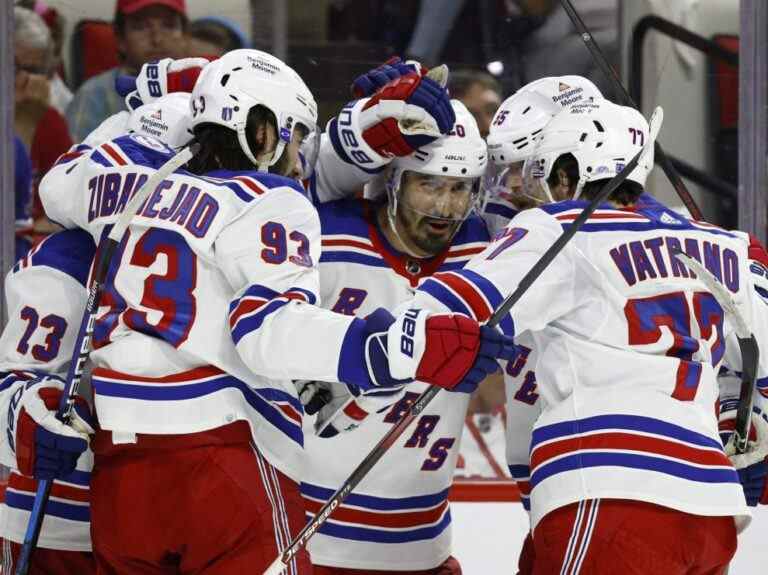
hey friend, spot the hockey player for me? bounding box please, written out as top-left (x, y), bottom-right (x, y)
top-left (0, 92), bottom-right (197, 575)
top-left (405, 99), bottom-right (768, 574)
top-left (38, 49), bottom-right (513, 573)
top-left (482, 75), bottom-right (602, 236)
top-left (481, 76), bottom-right (604, 572)
top-left (301, 100), bottom-right (488, 575)
top-left (0, 229), bottom-right (96, 574)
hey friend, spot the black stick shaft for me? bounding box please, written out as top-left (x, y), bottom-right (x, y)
top-left (267, 134), bottom-right (651, 575)
top-left (558, 0), bottom-right (704, 221)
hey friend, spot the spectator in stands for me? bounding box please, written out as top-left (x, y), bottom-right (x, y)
top-left (18, 0), bottom-right (72, 115)
top-left (14, 6), bottom-right (72, 239)
top-left (405, 0), bottom-right (467, 66)
top-left (509, 0), bottom-right (619, 97)
top-left (449, 69), bottom-right (502, 138)
top-left (187, 16), bottom-right (249, 57)
top-left (66, 0), bottom-right (189, 142)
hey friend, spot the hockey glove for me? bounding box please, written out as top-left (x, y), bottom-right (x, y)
top-left (327, 66), bottom-right (455, 173)
top-left (338, 308), bottom-right (414, 390)
top-left (719, 404), bottom-right (768, 506)
top-left (389, 309), bottom-right (518, 393)
top-left (8, 375), bottom-right (94, 480)
top-left (116, 57), bottom-right (210, 110)
top-left (351, 57), bottom-right (420, 98)
top-left (297, 380), bottom-right (405, 438)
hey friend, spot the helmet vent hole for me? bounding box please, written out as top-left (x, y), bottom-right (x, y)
top-left (442, 167), bottom-right (448, 173)
top-left (234, 106), bottom-right (240, 112)
top-left (461, 168), bottom-right (467, 174)
top-left (579, 133), bottom-right (588, 142)
top-left (593, 120), bottom-right (605, 132)
top-left (221, 74), bottom-right (230, 87)
top-left (531, 129), bottom-right (542, 135)
top-left (586, 167), bottom-right (593, 173)
top-left (596, 142), bottom-right (603, 148)
top-left (229, 95), bottom-right (239, 102)
top-left (513, 137), bottom-right (526, 145)
top-left (232, 67), bottom-right (243, 71)
top-left (523, 106), bottom-right (531, 114)
top-left (500, 155), bottom-right (505, 161)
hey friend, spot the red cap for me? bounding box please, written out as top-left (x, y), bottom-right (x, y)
top-left (116, 0), bottom-right (187, 16)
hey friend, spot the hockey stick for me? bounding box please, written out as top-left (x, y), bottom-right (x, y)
top-left (15, 142), bottom-right (200, 575)
top-left (558, 0), bottom-right (704, 221)
top-left (262, 108), bottom-right (664, 575)
top-left (671, 252), bottom-right (760, 454)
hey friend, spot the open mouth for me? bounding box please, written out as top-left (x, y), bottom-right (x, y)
top-left (425, 220), bottom-right (452, 234)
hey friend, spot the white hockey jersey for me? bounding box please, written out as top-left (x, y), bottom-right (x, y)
top-left (39, 135), bottom-right (368, 481)
top-left (302, 199), bottom-right (488, 571)
top-left (412, 194), bottom-right (768, 530)
top-left (0, 230), bottom-right (95, 551)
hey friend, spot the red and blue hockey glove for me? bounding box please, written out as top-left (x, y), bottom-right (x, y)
top-left (389, 310), bottom-right (517, 393)
top-left (338, 308), bottom-right (413, 390)
top-left (719, 402), bottom-right (768, 506)
top-left (297, 380), bottom-right (405, 438)
top-left (360, 67), bottom-right (455, 157)
top-left (338, 308), bottom-right (516, 394)
top-left (8, 375), bottom-right (94, 480)
top-left (116, 57), bottom-right (210, 110)
top-left (351, 57), bottom-right (420, 98)
top-left (327, 66), bottom-right (455, 173)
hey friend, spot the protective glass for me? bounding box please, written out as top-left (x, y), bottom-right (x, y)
top-left (520, 156), bottom-right (556, 206)
top-left (398, 171), bottom-right (481, 222)
top-left (482, 160), bottom-right (547, 212)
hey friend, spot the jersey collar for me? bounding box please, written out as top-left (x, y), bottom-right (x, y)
top-left (362, 200), bottom-right (452, 287)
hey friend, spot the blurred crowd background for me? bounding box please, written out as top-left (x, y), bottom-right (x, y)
top-left (11, 0), bottom-right (622, 261)
top-left (10, 0), bottom-right (754, 284)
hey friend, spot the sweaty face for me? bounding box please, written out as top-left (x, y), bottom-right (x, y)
top-left (396, 172), bottom-right (476, 255)
top-left (119, 6), bottom-right (186, 72)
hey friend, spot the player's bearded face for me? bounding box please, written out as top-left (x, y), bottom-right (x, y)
top-left (397, 172), bottom-right (475, 255)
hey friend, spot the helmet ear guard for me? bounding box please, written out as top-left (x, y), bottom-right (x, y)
top-left (487, 75), bottom-right (604, 168)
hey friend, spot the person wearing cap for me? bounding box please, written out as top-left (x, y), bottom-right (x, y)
top-left (65, 0), bottom-right (188, 143)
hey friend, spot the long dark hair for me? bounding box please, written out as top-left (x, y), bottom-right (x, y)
top-left (187, 105), bottom-right (282, 174)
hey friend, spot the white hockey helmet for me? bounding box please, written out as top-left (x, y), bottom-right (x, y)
top-left (487, 75), bottom-right (603, 167)
top-left (386, 99), bottom-right (487, 220)
top-left (189, 49), bottom-right (319, 172)
top-left (523, 99), bottom-right (655, 202)
top-left (127, 92), bottom-right (193, 149)
top-left (486, 89), bottom-right (559, 170)
top-left (521, 75), bottom-right (603, 109)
